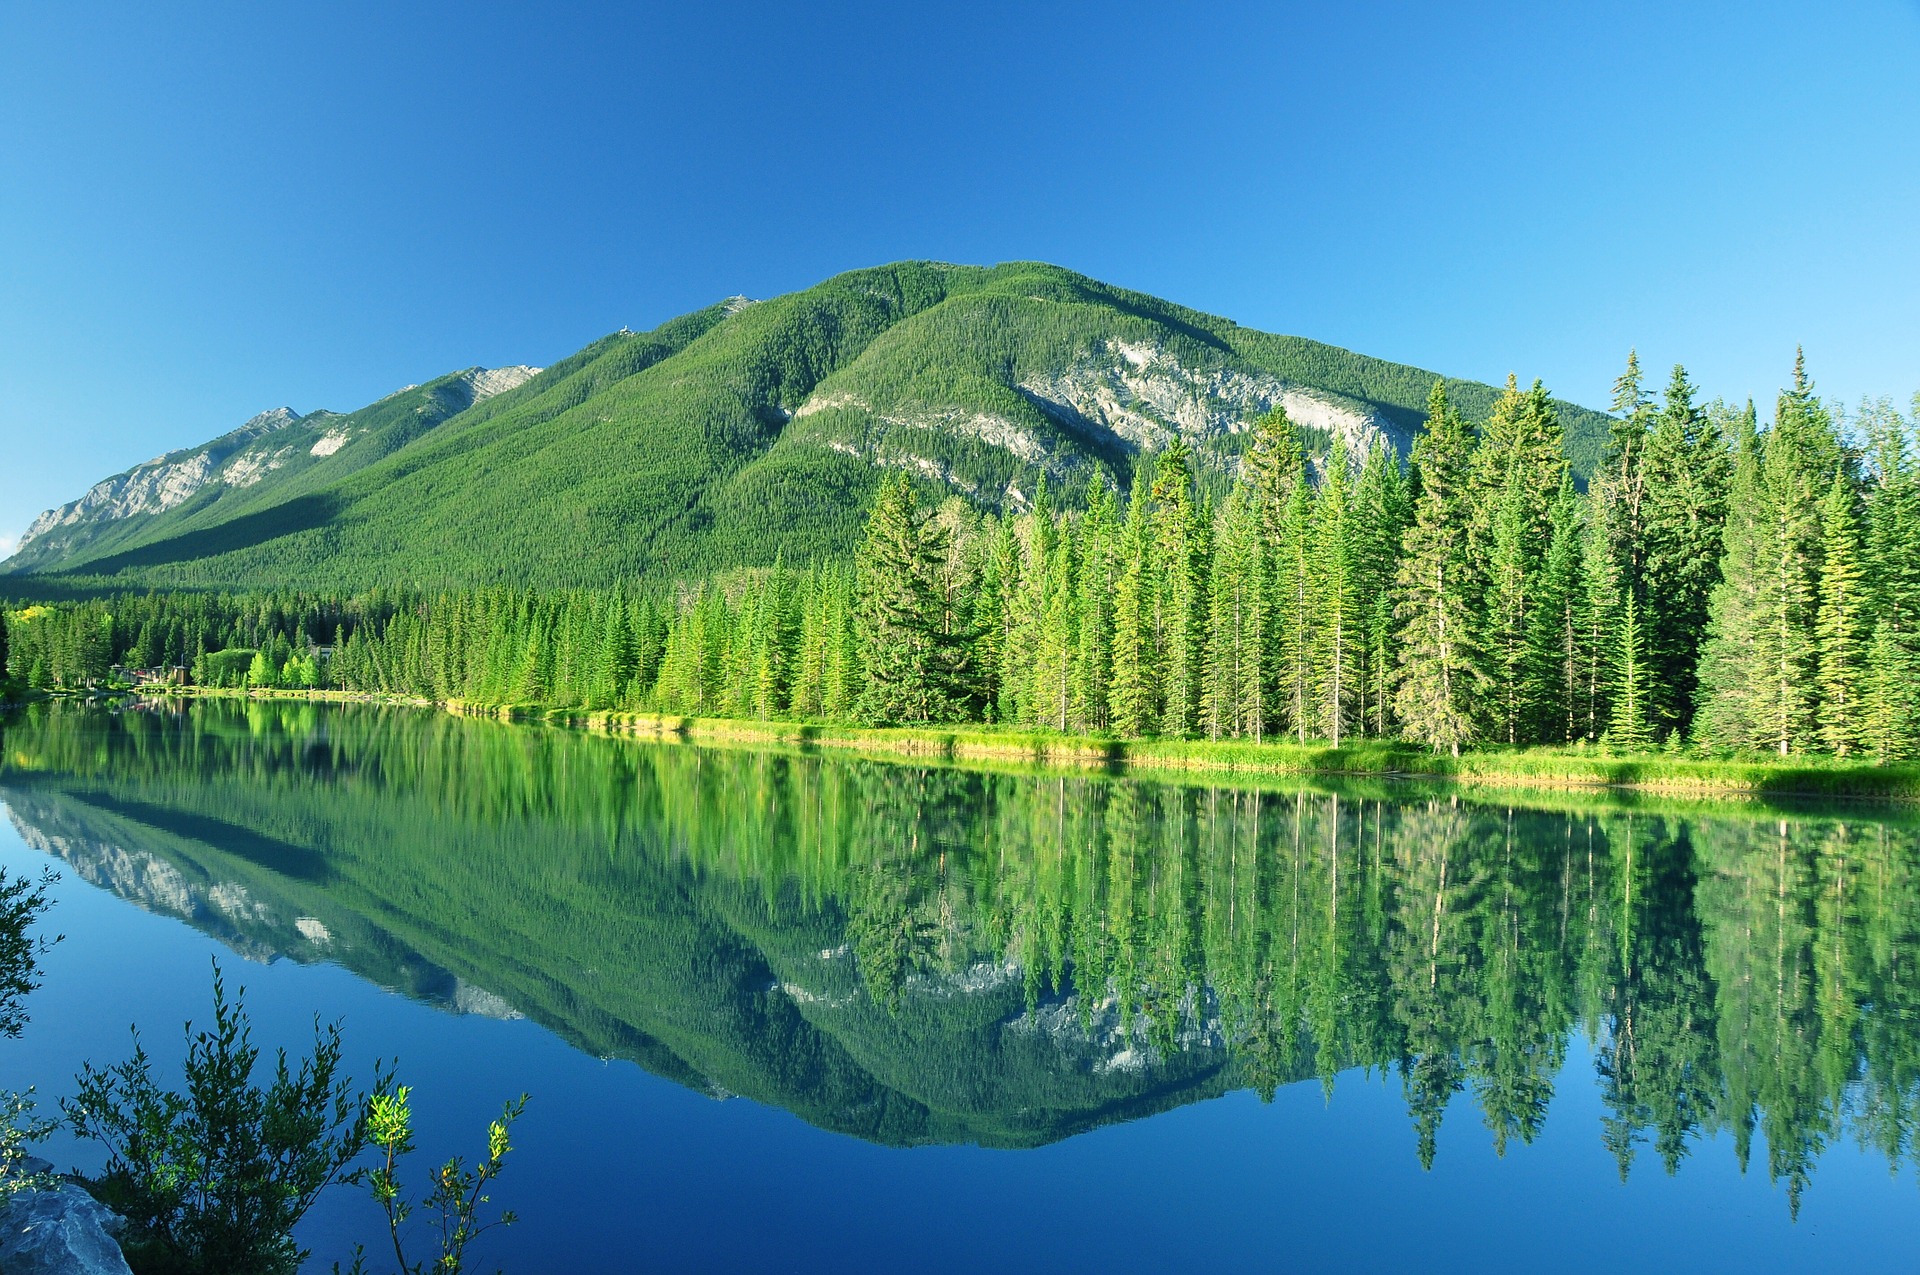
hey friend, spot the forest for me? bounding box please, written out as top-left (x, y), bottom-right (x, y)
top-left (5, 354), bottom-right (1917, 762)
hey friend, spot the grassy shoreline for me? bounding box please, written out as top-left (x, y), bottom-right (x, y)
top-left (65, 684), bottom-right (1920, 802)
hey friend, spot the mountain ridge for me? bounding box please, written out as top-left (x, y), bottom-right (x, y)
top-left (4, 261), bottom-right (1612, 591)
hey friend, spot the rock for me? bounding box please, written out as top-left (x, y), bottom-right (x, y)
top-left (0, 1183), bottom-right (133, 1275)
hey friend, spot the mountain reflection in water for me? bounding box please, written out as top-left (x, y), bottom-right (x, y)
top-left (3, 699), bottom-right (1917, 1215)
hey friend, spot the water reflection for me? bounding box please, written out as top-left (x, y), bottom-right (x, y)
top-left (2, 700), bottom-right (1917, 1212)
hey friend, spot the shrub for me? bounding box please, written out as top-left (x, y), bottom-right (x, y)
top-left (63, 961), bottom-right (394, 1275)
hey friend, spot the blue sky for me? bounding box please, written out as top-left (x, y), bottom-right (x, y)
top-left (2, 1), bottom-right (1916, 548)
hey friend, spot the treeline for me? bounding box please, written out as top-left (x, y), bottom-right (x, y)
top-left (6, 355), bottom-right (1916, 760)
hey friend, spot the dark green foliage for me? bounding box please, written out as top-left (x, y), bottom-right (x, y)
top-left (853, 476), bottom-right (978, 724)
top-left (64, 962), bottom-right (391, 1275)
top-left (1394, 383), bottom-right (1485, 755)
top-left (0, 868), bottom-right (56, 1041)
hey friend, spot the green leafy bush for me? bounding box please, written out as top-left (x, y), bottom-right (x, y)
top-left (63, 961), bottom-right (393, 1275)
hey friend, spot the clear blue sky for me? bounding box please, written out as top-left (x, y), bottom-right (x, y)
top-left (3, 1), bottom-right (1916, 548)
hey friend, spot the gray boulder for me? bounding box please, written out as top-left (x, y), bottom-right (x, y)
top-left (0, 1183), bottom-right (132, 1275)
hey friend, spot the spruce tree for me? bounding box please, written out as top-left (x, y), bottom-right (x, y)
top-left (1351, 441), bottom-right (1410, 738)
top-left (1640, 365), bottom-right (1730, 736)
top-left (1814, 467), bottom-right (1869, 756)
top-left (1274, 468), bottom-right (1315, 741)
top-left (1246, 405), bottom-right (1305, 738)
top-left (1151, 443), bottom-right (1207, 736)
top-left (1036, 512), bottom-right (1079, 731)
top-left (1698, 402), bottom-right (1765, 748)
top-left (853, 475), bottom-right (971, 725)
top-left (1530, 475), bottom-right (1587, 743)
top-left (1109, 479), bottom-right (1158, 736)
top-left (1073, 476), bottom-right (1117, 733)
top-left (1204, 481), bottom-right (1260, 739)
top-left (1609, 592), bottom-right (1653, 751)
top-left (1748, 353), bottom-right (1834, 754)
top-left (1863, 397), bottom-right (1920, 758)
top-left (1394, 382), bottom-right (1486, 755)
top-left (1310, 447), bottom-right (1357, 745)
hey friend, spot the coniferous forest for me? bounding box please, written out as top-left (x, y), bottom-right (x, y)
top-left (6, 356), bottom-right (1919, 763)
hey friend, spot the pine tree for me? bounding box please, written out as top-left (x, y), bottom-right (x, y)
top-left (1609, 593), bottom-right (1653, 750)
top-left (1205, 480), bottom-right (1261, 739)
top-left (1530, 476), bottom-right (1587, 743)
top-left (854, 476), bottom-right (971, 725)
top-left (1863, 397), bottom-right (1920, 758)
top-left (1036, 513), bottom-right (1079, 731)
top-left (1484, 477), bottom-right (1533, 745)
top-left (1246, 405), bottom-right (1305, 739)
top-left (1748, 353), bottom-right (1835, 754)
top-left (1151, 443), bottom-right (1207, 736)
top-left (1640, 365), bottom-right (1730, 736)
top-left (1468, 377), bottom-right (1568, 744)
top-left (1698, 402), bottom-right (1765, 748)
top-left (1109, 479), bottom-right (1158, 736)
top-left (1073, 477), bottom-right (1117, 733)
top-left (1814, 468), bottom-right (1869, 756)
top-left (1394, 382), bottom-right (1486, 755)
top-left (1274, 468), bottom-right (1315, 741)
top-left (1310, 447), bottom-right (1358, 745)
top-left (1351, 441), bottom-right (1409, 738)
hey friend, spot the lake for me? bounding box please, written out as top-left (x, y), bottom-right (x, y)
top-left (2, 699), bottom-right (1917, 1272)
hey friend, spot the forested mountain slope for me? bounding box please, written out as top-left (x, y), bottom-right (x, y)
top-left (4, 365), bottom-right (540, 574)
top-left (5, 261), bottom-right (1613, 591)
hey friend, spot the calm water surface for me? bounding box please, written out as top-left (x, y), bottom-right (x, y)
top-left (2, 701), bottom-right (1917, 1272)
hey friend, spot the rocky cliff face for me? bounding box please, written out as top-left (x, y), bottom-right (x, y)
top-left (9, 366), bottom-right (540, 563)
top-left (18, 407), bottom-right (305, 551)
top-left (1017, 337), bottom-right (1407, 460)
top-left (790, 336), bottom-right (1404, 511)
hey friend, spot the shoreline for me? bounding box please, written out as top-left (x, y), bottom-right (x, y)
top-left (96, 685), bottom-right (1920, 804)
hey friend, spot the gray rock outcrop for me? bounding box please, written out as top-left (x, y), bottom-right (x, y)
top-left (0, 1182), bottom-right (133, 1275)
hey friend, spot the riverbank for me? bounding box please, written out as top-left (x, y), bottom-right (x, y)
top-left (471, 702), bottom-right (1920, 803)
top-left (103, 686), bottom-right (1920, 802)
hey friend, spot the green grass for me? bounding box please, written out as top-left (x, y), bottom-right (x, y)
top-left (456, 703), bottom-right (1920, 804)
top-left (8, 261), bottom-right (1614, 593)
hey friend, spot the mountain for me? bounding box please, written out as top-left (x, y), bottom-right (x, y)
top-left (3, 261), bottom-right (1613, 592)
top-left (3, 365), bottom-right (539, 576)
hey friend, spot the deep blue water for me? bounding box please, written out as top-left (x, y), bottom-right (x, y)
top-left (2, 701), bottom-right (1916, 1273)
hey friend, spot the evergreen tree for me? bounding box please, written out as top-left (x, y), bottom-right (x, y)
top-left (1310, 447), bottom-right (1358, 745)
top-left (1205, 481), bottom-right (1261, 739)
top-left (1351, 442), bottom-right (1410, 738)
top-left (853, 476), bottom-right (972, 724)
top-left (1247, 406), bottom-right (1305, 739)
top-left (1108, 480), bottom-right (1158, 736)
top-left (1698, 403), bottom-right (1765, 748)
top-left (1747, 354), bottom-right (1835, 754)
top-left (1274, 466), bottom-right (1315, 741)
top-left (1610, 593), bottom-right (1653, 750)
top-left (1394, 382), bottom-right (1487, 755)
top-left (1530, 476), bottom-right (1587, 743)
top-left (1151, 443), bottom-right (1207, 736)
top-left (1814, 468), bottom-right (1869, 756)
top-left (1863, 398), bottom-right (1920, 759)
top-left (1073, 477), bottom-right (1117, 733)
top-left (1640, 366), bottom-right (1730, 736)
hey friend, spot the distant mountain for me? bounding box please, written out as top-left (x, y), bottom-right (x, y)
top-left (3, 262), bottom-right (1612, 591)
top-left (4, 366), bottom-right (538, 575)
